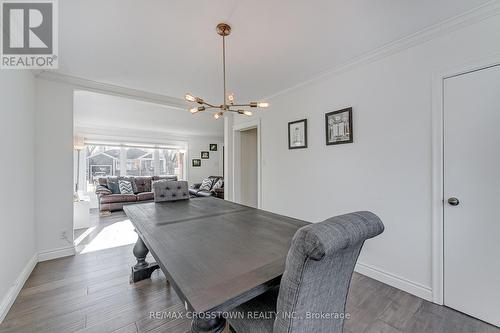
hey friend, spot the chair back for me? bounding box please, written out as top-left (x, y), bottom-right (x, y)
top-left (274, 211), bottom-right (384, 333)
top-left (153, 180), bottom-right (189, 202)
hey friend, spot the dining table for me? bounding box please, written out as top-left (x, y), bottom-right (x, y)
top-left (124, 197), bottom-right (309, 333)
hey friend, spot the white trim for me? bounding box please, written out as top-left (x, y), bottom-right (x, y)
top-left (431, 54), bottom-right (500, 305)
top-left (38, 245), bottom-right (76, 262)
top-left (0, 253), bottom-right (37, 324)
top-left (223, 114), bottom-right (234, 201)
top-left (35, 71), bottom-right (187, 110)
top-left (265, 0), bottom-right (500, 100)
top-left (232, 119), bottom-right (262, 209)
top-left (355, 262), bottom-right (433, 302)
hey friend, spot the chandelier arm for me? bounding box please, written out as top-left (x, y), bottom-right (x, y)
top-left (201, 101), bottom-right (217, 108)
top-left (229, 104), bottom-right (252, 107)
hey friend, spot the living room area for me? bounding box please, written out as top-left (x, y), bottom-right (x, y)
top-left (2, 1), bottom-right (500, 332)
top-left (72, 90), bottom-right (225, 253)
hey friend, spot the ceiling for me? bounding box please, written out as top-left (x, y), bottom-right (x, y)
top-left (74, 91), bottom-right (224, 138)
top-left (59, 0), bottom-right (490, 102)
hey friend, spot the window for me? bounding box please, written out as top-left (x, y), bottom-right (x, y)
top-left (86, 145), bottom-right (120, 181)
top-left (125, 147), bottom-right (155, 176)
top-left (159, 148), bottom-right (185, 180)
top-left (85, 143), bottom-right (186, 187)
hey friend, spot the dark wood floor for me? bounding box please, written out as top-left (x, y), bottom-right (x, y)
top-left (0, 210), bottom-right (498, 333)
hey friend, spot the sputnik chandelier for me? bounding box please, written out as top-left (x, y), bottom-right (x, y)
top-left (185, 23), bottom-right (269, 119)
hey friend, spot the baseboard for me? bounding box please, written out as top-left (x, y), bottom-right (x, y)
top-left (0, 253), bottom-right (38, 324)
top-left (38, 245), bottom-right (76, 262)
top-left (355, 262), bottom-right (433, 301)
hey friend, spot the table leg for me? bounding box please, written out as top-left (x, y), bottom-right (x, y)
top-left (130, 232), bottom-right (160, 283)
top-left (191, 316), bottom-right (226, 333)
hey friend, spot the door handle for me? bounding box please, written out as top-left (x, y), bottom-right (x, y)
top-left (448, 197), bottom-right (460, 206)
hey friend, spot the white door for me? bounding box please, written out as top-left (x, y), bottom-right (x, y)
top-left (444, 64), bottom-right (500, 327)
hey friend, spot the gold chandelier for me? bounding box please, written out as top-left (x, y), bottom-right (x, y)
top-left (185, 23), bottom-right (269, 119)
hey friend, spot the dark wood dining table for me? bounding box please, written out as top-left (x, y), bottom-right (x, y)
top-left (124, 197), bottom-right (309, 333)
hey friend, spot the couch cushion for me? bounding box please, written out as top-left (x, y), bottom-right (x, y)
top-left (100, 194), bottom-right (137, 204)
top-left (134, 176), bottom-right (153, 193)
top-left (106, 177), bottom-right (120, 194)
top-left (153, 175), bottom-right (178, 181)
top-left (195, 190), bottom-right (213, 197)
top-left (188, 188), bottom-right (199, 196)
top-left (212, 178), bottom-right (224, 190)
top-left (136, 192), bottom-right (154, 201)
top-left (96, 177), bottom-right (108, 186)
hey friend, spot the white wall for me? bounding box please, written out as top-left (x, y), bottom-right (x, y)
top-left (230, 14), bottom-right (500, 300)
top-left (188, 137), bottom-right (224, 184)
top-left (35, 79), bottom-right (75, 256)
top-left (0, 71), bottom-right (37, 321)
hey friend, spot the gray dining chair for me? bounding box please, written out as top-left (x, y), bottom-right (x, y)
top-left (228, 211), bottom-right (385, 333)
top-left (152, 180), bottom-right (189, 202)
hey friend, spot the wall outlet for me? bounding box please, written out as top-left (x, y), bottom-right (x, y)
top-left (60, 230), bottom-right (72, 244)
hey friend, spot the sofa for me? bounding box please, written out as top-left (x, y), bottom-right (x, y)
top-left (95, 175), bottom-right (177, 211)
top-left (189, 176), bottom-right (224, 197)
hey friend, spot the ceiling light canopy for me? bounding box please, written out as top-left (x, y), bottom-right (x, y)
top-left (185, 23), bottom-right (269, 119)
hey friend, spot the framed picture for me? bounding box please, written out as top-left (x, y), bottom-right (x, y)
top-left (209, 144), bottom-right (218, 151)
top-left (192, 159), bottom-right (201, 167)
top-left (325, 107), bottom-right (353, 145)
top-left (201, 151), bottom-right (209, 159)
top-left (288, 119), bottom-right (307, 149)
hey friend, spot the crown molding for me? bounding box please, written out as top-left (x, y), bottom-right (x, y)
top-left (35, 71), bottom-right (188, 110)
top-left (75, 124), bottom-right (224, 141)
top-left (265, 0), bottom-right (500, 100)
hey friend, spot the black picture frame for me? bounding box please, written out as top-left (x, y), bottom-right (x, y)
top-left (192, 159), bottom-right (201, 167)
top-left (209, 144), bottom-right (218, 151)
top-left (325, 107), bottom-right (353, 146)
top-left (288, 119), bottom-right (308, 149)
top-left (201, 151), bottom-right (209, 159)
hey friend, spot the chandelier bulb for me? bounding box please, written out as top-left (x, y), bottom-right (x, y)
top-left (190, 106), bottom-right (206, 114)
top-left (257, 102), bottom-right (269, 108)
top-left (185, 93), bottom-right (196, 102)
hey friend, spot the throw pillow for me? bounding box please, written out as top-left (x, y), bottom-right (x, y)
top-left (119, 180), bottom-right (134, 194)
top-left (199, 178), bottom-right (214, 192)
top-left (122, 176), bottom-right (138, 193)
top-left (107, 177), bottom-right (120, 194)
top-left (212, 178), bottom-right (224, 190)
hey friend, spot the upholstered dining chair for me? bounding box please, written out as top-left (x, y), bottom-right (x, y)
top-left (152, 180), bottom-right (190, 202)
top-left (228, 211), bottom-right (385, 333)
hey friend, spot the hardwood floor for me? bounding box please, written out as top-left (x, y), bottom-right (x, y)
top-left (0, 210), bottom-right (498, 333)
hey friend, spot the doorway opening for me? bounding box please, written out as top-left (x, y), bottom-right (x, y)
top-left (239, 128), bottom-right (258, 207)
top-left (232, 122), bottom-right (261, 208)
